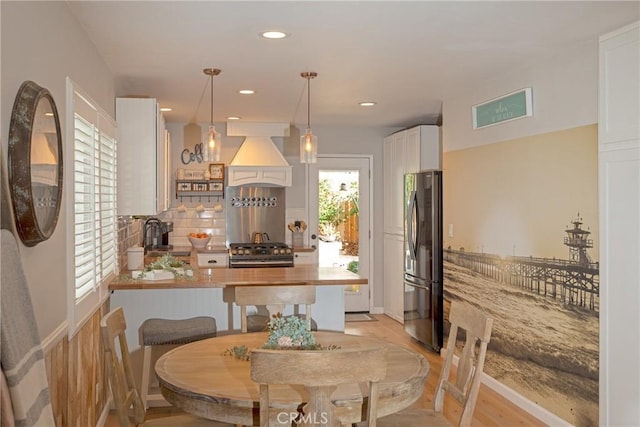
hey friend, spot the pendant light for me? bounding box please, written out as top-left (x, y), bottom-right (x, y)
top-left (300, 71), bottom-right (318, 164)
top-left (203, 68), bottom-right (221, 162)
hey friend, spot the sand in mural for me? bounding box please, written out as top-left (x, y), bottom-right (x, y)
top-left (443, 215), bottom-right (599, 426)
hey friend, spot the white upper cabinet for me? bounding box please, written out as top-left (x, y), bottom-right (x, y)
top-left (383, 125), bottom-right (441, 235)
top-left (116, 97), bottom-right (169, 216)
top-left (405, 125), bottom-right (441, 172)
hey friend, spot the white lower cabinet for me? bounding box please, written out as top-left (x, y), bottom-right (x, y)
top-left (383, 233), bottom-right (404, 323)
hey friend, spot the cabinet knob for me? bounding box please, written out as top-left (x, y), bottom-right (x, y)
top-left (208, 260), bottom-right (218, 264)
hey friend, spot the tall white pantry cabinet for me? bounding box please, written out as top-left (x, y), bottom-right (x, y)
top-left (383, 125), bottom-right (441, 322)
top-left (598, 21), bottom-right (640, 427)
top-left (116, 97), bottom-right (170, 216)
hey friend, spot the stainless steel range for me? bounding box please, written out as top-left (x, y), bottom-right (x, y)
top-left (228, 242), bottom-right (294, 268)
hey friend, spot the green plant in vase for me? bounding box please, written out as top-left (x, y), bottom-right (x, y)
top-left (263, 313), bottom-right (318, 349)
top-left (263, 313), bottom-right (339, 351)
top-left (134, 253), bottom-right (194, 280)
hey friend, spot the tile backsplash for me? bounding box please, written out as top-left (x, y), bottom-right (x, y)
top-left (159, 208), bottom-right (226, 247)
top-left (117, 205), bottom-right (303, 263)
top-left (116, 208), bottom-right (226, 268)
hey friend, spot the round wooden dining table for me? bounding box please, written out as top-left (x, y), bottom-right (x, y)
top-left (155, 331), bottom-right (429, 426)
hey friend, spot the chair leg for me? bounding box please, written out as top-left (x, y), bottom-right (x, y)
top-left (141, 345), bottom-right (152, 409)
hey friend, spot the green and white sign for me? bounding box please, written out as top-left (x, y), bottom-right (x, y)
top-left (472, 88), bottom-right (533, 129)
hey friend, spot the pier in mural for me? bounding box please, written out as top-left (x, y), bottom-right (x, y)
top-left (443, 214), bottom-right (599, 426)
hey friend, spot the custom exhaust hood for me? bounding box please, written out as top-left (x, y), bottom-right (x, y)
top-left (227, 121), bottom-right (292, 187)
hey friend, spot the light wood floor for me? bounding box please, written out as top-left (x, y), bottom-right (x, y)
top-left (106, 314), bottom-right (546, 426)
top-left (344, 314), bottom-right (546, 427)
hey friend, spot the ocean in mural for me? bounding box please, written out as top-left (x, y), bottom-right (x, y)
top-left (443, 216), bottom-right (599, 426)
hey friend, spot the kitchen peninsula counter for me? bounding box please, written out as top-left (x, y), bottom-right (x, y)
top-left (109, 265), bottom-right (367, 290)
top-left (109, 253), bottom-right (364, 343)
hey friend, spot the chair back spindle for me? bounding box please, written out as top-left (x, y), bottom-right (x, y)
top-left (235, 285), bottom-right (316, 333)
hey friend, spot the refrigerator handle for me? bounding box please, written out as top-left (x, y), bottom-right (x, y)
top-left (407, 190), bottom-right (418, 260)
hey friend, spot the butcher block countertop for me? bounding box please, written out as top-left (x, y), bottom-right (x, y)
top-left (109, 264), bottom-right (367, 291)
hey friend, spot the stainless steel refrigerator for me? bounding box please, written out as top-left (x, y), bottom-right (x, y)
top-left (403, 170), bottom-right (443, 353)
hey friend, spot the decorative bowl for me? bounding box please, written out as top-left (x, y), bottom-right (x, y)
top-left (188, 233), bottom-right (211, 249)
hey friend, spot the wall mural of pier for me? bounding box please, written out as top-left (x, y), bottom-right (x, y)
top-left (442, 124), bottom-right (598, 426)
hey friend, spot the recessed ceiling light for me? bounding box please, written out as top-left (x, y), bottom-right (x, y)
top-left (160, 107), bottom-right (173, 112)
top-left (227, 116), bottom-right (241, 121)
top-left (261, 31), bottom-right (287, 39)
top-left (239, 90), bottom-right (255, 95)
top-left (359, 102), bottom-right (377, 107)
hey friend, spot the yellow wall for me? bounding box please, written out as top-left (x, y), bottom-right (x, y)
top-left (443, 124), bottom-right (598, 259)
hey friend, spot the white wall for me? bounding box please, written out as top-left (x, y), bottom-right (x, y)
top-left (598, 21), bottom-right (640, 426)
top-left (1, 1), bottom-right (115, 338)
top-left (443, 39), bottom-right (599, 152)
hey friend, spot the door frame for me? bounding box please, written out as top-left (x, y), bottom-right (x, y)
top-left (306, 154), bottom-right (373, 312)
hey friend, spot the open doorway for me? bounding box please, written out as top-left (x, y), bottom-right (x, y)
top-left (308, 156), bottom-right (371, 312)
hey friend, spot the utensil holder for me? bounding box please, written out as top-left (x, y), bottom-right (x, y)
top-left (292, 231), bottom-right (304, 248)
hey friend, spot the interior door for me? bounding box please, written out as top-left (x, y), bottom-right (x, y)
top-left (308, 156), bottom-right (371, 312)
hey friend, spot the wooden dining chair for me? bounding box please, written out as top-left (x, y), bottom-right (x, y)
top-left (250, 346), bottom-right (387, 427)
top-left (101, 307), bottom-right (231, 427)
top-left (377, 300), bottom-right (494, 427)
top-left (234, 285), bottom-right (318, 333)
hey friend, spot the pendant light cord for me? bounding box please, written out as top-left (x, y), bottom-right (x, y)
top-left (210, 73), bottom-right (214, 126)
top-left (307, 76), bottom-right (311, 129)
top-left (290, 79), bottom-right (307, 124)
top-left (190, 76), bottom-right (209, 123)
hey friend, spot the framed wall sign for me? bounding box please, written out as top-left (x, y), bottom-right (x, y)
top-left (209, 163), bottom-right (224, 180)
top-left (472, 88), bottom-right (533, 129)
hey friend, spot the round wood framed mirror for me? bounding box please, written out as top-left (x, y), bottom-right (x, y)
top-left (8, 81), bottom-right (63, 247)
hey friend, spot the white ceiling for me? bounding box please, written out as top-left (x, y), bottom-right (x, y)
top-left (67, 1), bottom-right (639, 128)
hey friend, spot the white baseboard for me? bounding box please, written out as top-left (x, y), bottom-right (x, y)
top-left (370, 306), bottom-right (385, 314)
top-left (450, 354), bottom-right (571, 427)
top-left (481, 374), bottom-right (571, 427)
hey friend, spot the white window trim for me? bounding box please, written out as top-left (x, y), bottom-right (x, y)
top-left (65, 77), bottom-right (117, 337)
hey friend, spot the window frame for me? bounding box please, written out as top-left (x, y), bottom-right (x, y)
top-left (65, 78), bottom-right (118, 337)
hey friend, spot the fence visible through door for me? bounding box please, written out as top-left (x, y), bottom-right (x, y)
top-left (308, 156), bottom-right (371, 312)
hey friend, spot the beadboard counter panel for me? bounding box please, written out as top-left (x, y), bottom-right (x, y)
top-left (110, 286), bottom-right (346, 350)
